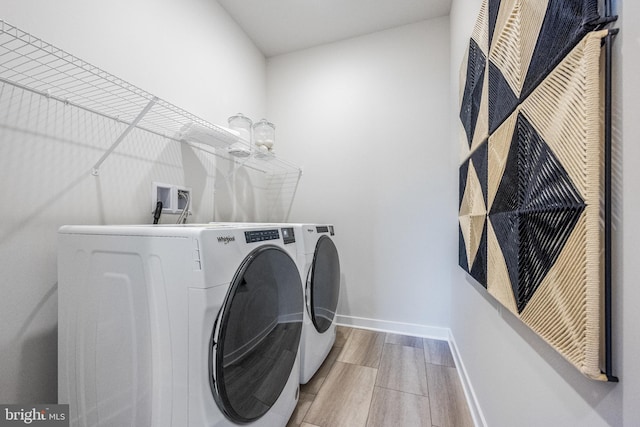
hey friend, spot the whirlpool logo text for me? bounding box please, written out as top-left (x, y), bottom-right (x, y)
top-left (217, 236), bottom-right (235, 244)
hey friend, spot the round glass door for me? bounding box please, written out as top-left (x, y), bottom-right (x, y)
top-left (308, 235), bottom-right (340, 333)
top-left (210, 245), bottom-right (303, 423)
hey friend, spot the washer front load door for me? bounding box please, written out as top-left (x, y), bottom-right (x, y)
top-left (307, 235), bottom-right (341, 333)
top-left (210, 245), bottom-right (303, 424)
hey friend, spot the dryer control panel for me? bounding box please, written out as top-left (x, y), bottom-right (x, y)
top-left (245, 229), bottom-right (280, 243)
top-left (316, 225), bottom-right (335, 236)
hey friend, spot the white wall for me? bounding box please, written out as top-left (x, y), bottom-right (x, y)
top-left (267, 18), bottom-right (452, 335)
top-left (0, 0), bottom-right (266, 403)
top-left (0, 0), bottom-right (266, 124)
top-left (449, 0), bottom-right (640, 425)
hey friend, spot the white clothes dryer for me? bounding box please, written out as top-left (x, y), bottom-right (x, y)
top-left (58, 224), bottom-right (303, 427)
top-left (291, 224), bottom-right (340, 384)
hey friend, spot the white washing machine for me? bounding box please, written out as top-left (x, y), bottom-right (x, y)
top-left (58, 224), bottom-right (303, 426)
top-left (209, 223), bottom-right (340, 384)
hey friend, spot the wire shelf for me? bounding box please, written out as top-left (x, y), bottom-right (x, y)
top-left (0, 20), bottom-right (301, 221)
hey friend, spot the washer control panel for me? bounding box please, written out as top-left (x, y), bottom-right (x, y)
top-left (245, 229), bottom-right (280, 243)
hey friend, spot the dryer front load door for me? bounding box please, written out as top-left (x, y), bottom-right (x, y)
top-left (307, 235), bottom-right (341, 334)
top-left (210, 245), bottom-right (303, 424)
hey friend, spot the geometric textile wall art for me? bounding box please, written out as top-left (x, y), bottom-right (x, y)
top-left (459, 0), bottom-right (618, 381)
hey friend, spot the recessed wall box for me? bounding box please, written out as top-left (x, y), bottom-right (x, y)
top-left (152, 182), bottom-right (192, 214)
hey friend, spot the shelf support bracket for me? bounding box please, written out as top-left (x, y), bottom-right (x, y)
top-left (283, 169), bottom-right (302, 222)
top-left (91, 96), bottom-right (158, 175)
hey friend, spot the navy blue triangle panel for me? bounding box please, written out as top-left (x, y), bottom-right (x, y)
top-left (488, 112), bottom-right (587, 313)
top-left (521, 0), bottom-right (600, 99)
top-left (490, 113), bottom-right (585, 216)
top-left (470, 139), bottom-right (489, 206)
top-left (460, 38), bottom-right (487, 148)
top-left (513, 207), bottom-right (584, 313)
top-left (488, 118), bottom-right (520, 215)
top-left (488, 0), bottom-right (502, 49)
top-left (469, 218), bottom-right (488, 288)
top-left (459, 225), bottom-right (469, 272)
top-left (459, 159), bottom-right (470, 210)
top-left (488, 60), bottom-right (518, 134)
top-left (514, 115), bottom-right (585, 212)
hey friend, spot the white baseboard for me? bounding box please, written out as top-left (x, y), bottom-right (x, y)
top-left (335, 315), bottom-right (486, 427)
top-left (448, 330), bottom-right (487, 427)
top-left (335, 314), bottom-right (449, 340)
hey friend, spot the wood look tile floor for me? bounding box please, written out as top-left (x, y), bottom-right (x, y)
top-left (287, 326), bottom-right (474, 427)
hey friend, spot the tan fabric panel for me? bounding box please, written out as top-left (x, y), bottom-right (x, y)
top-left (459, 160), bottom-right (486, 217)
top-left (520, 32), bottom-right (606, 380)
top-left (471, 0), bottom-right (489, 55)
top-left (520, 30), bottom-right (607, 201)
top-left (458, 214), bottom-right (486, 271)
top-left (489, 0), bottom-right (548, 97)
top-left (490, 0), bottom-right (522, 96)
top-left (459, 161), bottom-right (487, 267)
top-left (468, 214), bottom-right (486, 268)
top-left (521, 213), bottom-right (605, 380)
top-left (487, 110), bottom-right (517, 211)
top-left (487, 219), bottom-right (518, 314)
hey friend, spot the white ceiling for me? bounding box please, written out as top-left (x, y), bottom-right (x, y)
top-left (216, 0), bottom-right (451, 57)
